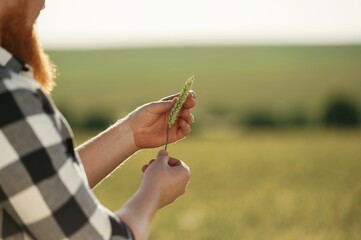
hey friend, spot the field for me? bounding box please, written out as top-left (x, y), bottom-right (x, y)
top-left (48, 46), bottom-right (361, 239)
top-left (49, 45), bottom-right (361, 128)
top-left (89, 130), bottom-right (361, 240)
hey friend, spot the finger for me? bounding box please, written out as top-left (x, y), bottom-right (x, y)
top-left (188, 90), bottom-right (197, 99)
top-left (145, 99), bottom-right (176, 114)
top-left (188, 113), bottom-right (195, 125)
top-left (142, 159), bottom-right (156, 172)
top-left (156, 150), bottom-right (169, 164)
top-left (182, 97), bottom-right (196, 109)
top-left (173, 160), bottom-right (191, 177)
top-left (180, 119), bottom-right (191, 130)
top-left (180, 161), bottom-right (191, 176)
top-left (177, 120), bottom-right (191, 138)
top-left (161, 90), bottom-right (196, 102)
top-left (168, 157), bottom-right (181, 167)
top-left (160, 93), bottom-right (180, 101)
top-left (141, 164), bottom-right (148, 173)
top-left (179, 110), bottom-right (194, 125)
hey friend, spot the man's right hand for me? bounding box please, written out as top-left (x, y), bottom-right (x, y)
top-left (140, 150), bottom-right (191, 209)
top-left (116, 150), bottom-right (190, 239)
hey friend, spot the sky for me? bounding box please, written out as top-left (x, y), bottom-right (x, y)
top-left (37, 0), bottom-right (361, 49)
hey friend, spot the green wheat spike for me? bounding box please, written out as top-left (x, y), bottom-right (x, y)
top-left (165, 76), bottom-right (195, 150)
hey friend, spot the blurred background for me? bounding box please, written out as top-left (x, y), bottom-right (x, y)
top-left (38, 0), bottom-right (361, 239)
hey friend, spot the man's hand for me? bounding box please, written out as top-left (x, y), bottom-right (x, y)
top-left (116, 150), bottom-right (191, 240)
top-left (140, 150), bottom-right (191, 208)
top-left (125, 91), bottom-right (196, 149)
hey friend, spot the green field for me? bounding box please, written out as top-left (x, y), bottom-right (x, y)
top-left (91, 131), bottom-right (361, 240)
top-left (48, 46), bottom-right (361, 239)
top-left (49, 45), bottom-right (361, 129)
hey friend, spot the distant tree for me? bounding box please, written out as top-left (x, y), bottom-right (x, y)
top-left (57, 105), bottom-right (80, 128)
top-left (207, 104), bottom-right (231, 117)
top-left (323, 98), bottom-right (360, 127)
top-left (81, 112), bottom-right (113, 130)
top-left (285, 111), bottom-right (309, 127)
top-left (243, 111), bottom-right (279, 129)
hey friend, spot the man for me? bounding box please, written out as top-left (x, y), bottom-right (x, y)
top-left (0, 0), bottom-right (196, 239)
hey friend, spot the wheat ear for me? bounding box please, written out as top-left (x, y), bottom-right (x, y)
top-left (165, 76), bottom-right (195, 150)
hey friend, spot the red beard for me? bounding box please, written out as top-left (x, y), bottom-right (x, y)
top-left (1, 6), bottom-right (56, 93)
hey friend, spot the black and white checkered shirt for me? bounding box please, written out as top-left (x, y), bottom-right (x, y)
top-left (0, 47), bottom-right (134, 240)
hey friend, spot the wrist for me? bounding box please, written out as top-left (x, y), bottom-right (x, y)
top-left (116, 186), bottom-right (161, 240)
top-left (115, 118), bottom-right (141, 153)
top-left (76, 118), bottom-right (141, 188)
top-left (138, 183), bottom-right (162, 209)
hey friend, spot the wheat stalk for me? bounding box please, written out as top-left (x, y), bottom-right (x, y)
top-left (165, 75), bottom-right (195, 150)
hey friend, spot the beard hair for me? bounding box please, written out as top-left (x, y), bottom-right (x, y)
top-left (1, 6), bottom-right (56, 93)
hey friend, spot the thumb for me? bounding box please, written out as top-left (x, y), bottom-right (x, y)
top-left (147, 99), bottom-right (176, 114)
top-left (156, 150), bottom-right (169, 164)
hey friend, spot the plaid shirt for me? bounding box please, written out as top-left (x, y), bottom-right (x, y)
top-left (0, 47), bottom-right (134, 240)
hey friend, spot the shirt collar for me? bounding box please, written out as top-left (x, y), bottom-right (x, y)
top-left (0, 47), bottom-right (29, 74)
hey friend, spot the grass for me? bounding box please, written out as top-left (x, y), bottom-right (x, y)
top-left (88, 130), bottom-right (361, 240)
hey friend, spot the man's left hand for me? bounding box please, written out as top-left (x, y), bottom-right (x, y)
top-left (125, 91), bottom-right (196, 149)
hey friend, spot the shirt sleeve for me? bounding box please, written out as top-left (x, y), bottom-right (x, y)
top-left (0, 76), bottom-right (134, 239)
